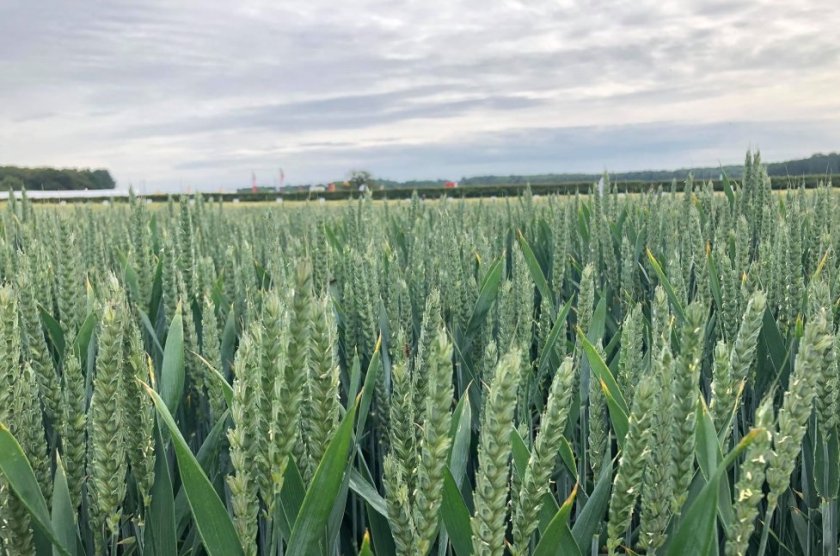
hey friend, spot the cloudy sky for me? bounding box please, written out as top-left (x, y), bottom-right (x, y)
top-left (1, 0), bottom-right (839, 191)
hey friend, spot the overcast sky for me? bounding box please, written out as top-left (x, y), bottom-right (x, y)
top-left (1, 0), bottom-right (838, 191)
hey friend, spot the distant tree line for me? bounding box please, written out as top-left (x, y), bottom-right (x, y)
top-left (763, 153), bottom-right (840, 177)
top-left (457, 153), bottom-right (840, 186)
top-left (368, 152), bottom-right (840, 189)
top-left (179, 174), bottom-right (838, 205)
top-left (0, 166), bottom-right (115, 191)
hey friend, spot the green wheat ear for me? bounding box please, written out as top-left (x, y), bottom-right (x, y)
top-left (412, 289), bottom-right (442, 435)
top-left (472, 348), bottom-right (523, 556)
top-left (576, 263), bottom-right (595, 341)
top-left (17, 255), bottom-right (63, 425)
top-left (0, 285), bottom-right (21, 429)
top-left (227, 328), bottom-right (261, 556)
top-left (258, 290), bottom-right (286, 504)
top-left (728, 292), bottom-right (766, 399)
top-left (512, 356), bottom-right (576, 555)
top-left (607, 373), bottom-right (657, 555)
top-left (200, 293), bottom-right (226, 420)
top-left (639, 339), bottom-right (675, 552)
top-left (384, 354), bottom-right (418, 555)
top-left (670, 302), bottom-right (706, 515)
top-left (122, 307), bottom-right (155, 511)
top-left (303, 293), bottom-right (341, 479)
top-left (726, 395), bottom-right (773, 556)
top-left (0, 286), bottom-right (41, 555)
top-left (588, 341), bottom-right (608, 476)
top-left (61, 344), bottom-right (88, 510)
top-left (286, 262), bottom-right (314, 477)
top-left (767, 310), bottom-right (833, 511)
top-left (808, 278), bottom-right (838, 432)
top-left (87, 278), bottom-right (128, 548)
top-left (412, 327), bottom-right (454, 555)
top-left (710, 339), bottom-right (733, 435)
top-left (617, 303), bottom-right (644, 405)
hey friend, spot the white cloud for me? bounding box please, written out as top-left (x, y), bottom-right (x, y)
top-left (1, 0), bottom-right (838, 190)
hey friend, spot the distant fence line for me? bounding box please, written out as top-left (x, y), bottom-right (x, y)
top-left (1, 175), bottom-right (834, 204)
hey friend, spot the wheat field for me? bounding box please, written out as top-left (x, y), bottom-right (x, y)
top-left (0, 152), bottom-right (838, 555)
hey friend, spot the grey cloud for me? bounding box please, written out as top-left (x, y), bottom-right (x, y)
top-left (169, 119), bottom-right (840, 185)
top-left (12, 112), bottom-right (57, 123)
top-left (1, 0), bottom-right (839, 189)
top-left (117, 89), bottom-right (548, 139)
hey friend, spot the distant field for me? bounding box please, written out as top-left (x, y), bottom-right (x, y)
top-left (2, 173), bottom-right (834, 205)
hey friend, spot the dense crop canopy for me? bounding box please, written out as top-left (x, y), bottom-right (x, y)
top-left (0, 153), bottom-right (838, 555)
